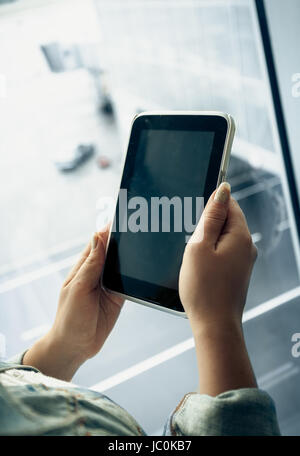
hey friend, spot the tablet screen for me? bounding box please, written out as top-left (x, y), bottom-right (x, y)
top-left (118, 128), bottom-right (214, 288)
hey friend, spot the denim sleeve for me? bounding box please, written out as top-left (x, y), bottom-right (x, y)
top-left (164, 388), bottom-right (281, 436)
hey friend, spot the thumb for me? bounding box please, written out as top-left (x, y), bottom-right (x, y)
top-left (76, 232), bottom-right (106, 290)
top-left (190, 182), bottom-right (231, 246)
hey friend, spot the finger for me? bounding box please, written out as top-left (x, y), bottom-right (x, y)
top-left (76, 232), bottom-right (107, 291)
top-left (221, 197), bottom-right (251, 237)
top-left (189, 182), bottom-right (231, 247)
top-left (97, 221), bottom-right (111, 248)
top-left (63, 241), bottom-right (92, 287)
top-left (63, 222), bottom-right (111, 288)
top-left (217, 197), bottom-right (255, 257)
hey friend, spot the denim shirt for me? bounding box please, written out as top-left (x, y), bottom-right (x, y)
top-left (0, 355), bottom-right (281, 436)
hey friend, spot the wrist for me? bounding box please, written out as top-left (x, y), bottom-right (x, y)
top-left (191, 319), bottom-right (257, 395)
top-left (23, 330), bottom-right (85, 381)
top-left (193, 320), bottom-right (244, 349)
top-left (189, 315), bottom-right (243, 340)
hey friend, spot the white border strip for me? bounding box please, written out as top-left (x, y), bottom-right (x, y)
top-left (91, 338), bottom-right (195, 392)
top-left (242, 286), bottom-right (300, 322)
top-left (91, 285), bottom-right (300, 392)
top-left (0, 237), bottom-right (86, 276)
top-left (0, 255), bottom-right (78, 294)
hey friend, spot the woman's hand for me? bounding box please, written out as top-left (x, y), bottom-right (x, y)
top-left (23, 224), bottom-right (124, 381)
top-left (179, 182), bottom-right (257, 331)
top-left (179, 182), bottom-right (258, 395)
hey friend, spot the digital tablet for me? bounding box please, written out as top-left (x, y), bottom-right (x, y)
top-left (102, 111), bottom-right (235, 317)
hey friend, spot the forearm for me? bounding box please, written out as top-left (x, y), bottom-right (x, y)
top-left (192, 320), bottom-right (257, 396)
top-left (23, 331), bottom-right (84, 382)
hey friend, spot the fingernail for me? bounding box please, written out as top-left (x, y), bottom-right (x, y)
top-left (91, 233), bottom-right (98, 250)
top-left (214, 182), bottom-right (231, 204)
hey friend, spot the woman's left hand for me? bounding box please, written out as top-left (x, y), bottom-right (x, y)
top-left (23, 224), bottom-right (124, 381)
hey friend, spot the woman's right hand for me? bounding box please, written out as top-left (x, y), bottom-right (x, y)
top-left (179, 182), bottom-right (258, 396)
top-left (179, 182), bottom-right (257, 333)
